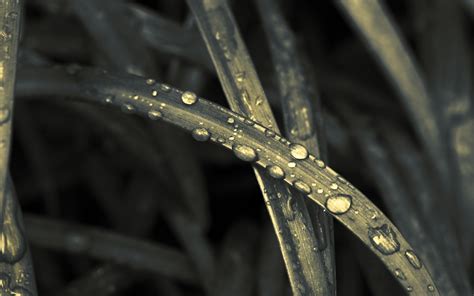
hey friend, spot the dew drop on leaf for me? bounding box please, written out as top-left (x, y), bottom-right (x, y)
top-left (405, 250), bottom-right (422, 269)
top-left (293, 180), bottom-right (311, 194)
top-left (289, 143), bottom-right (308, 160)
top-left (192, 128), bottom-right (211, 142)
top-left (325, 194), bottom-right (352, 215)
top-left (181, 91), bottom-right (198, 105)
top-left (232, 144), bottom-right (258, 162)
top-left (147, 110), bottom-right (162, 120)
top-left (267, 165), bottom-right (285, 179)
top-left (368, 224), bottom-right (400, 255)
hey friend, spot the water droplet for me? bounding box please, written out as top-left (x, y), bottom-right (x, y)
top-left (427, 285), bottom-right (435, 292)
top-left (146, 78), bottom-right (155, 85)
top-left (181, 91), bottom-right (198, 105)
top-left (0, 107), bottom-right (10, 124)
top-left (394, 269), bottom-right (406, 280)
top-left (147, 110), bottom-right (162, 120)
top-left (330, 183), bottom-right (338, 190)
top-left (315, 159), bottom-right (326, 168)
top-left (325, 194), bottom-right (352, 214)
top-left (227, 117), bottom-right (235, 124)
top-left (160, 84), bottom-right (171, 92)
top-left (267, 165), bottom-right (285, 179)
top-left (104, 96), bottom-right (113, 104)
top-left (405, 250), bottom-right (422, 269)
top-left (289, 143), bottom-right (308, 160)
top-left (233, 144), bottom-right (258, 162)
top-left (407, 286), bottom-right (413, 292)
top-left (288, 162), bottom-right (297, 168)
top-left (293, 180), bottom-right (311, 194)
top-left (265, 129), bottom-right (275, 137)
top-left (192, 128), bottom-right (211, 142)
top-left (368, 224), bottom-right (400, 255)
top-left (151, 90), bottom-right (158, 97)
top-left (121, 104), bottom-right (134, 113)
top-left (236, 72), bottom-right (245, 83)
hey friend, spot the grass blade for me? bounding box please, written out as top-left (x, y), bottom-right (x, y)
top-left (17, 66), bottom-right (440, 294)
top-left (185, 0), bottom-right (330, 294)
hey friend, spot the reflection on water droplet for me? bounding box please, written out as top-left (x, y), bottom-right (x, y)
top-left (293, 180), bottom-right (311, 194)
top-left (394, 268), bottom-right (406, 280)
top-left (325, 194), bottom-right (352, 214)
top-left (267, 165), bottom-right (285, 179)
top-left (192, 128), bottom-right (210, 142)
top-left (181, 91), bottom-right (198, 105)
top-left (147, 110), bottom-right (162, 120)
top-left (289, 143), bottom-right (308, 160)
top-left (232, 144), bottom-right (258, 162)
top-left (368, 224), bottom-right (400, 255)
top-left (160, 84), bottom-right (171, 92)
top-left (121, 104), bottom-right (134, 113)
top-left (405, 250), bottom-right (422, 269)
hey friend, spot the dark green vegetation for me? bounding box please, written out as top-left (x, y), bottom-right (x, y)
top-left (0, 0), bottom-right (472, 295)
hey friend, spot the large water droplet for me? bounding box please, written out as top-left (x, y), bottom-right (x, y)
top-left (192, 128), bottom-right (210, 142)
top-left (293, 180), bottom-right (311, 194)
top-left (267, 165), bottom-right (285, 179)
top-left (368, 224), bottom-right (400, 255)
top-left (405, 250), bottom-right (422, 269)
top-left (289, 143), bottom-right (308, 160)
top-left (232, 144), bottom-right (258, 162)
top-left (325, 194), bottom-right (352, 215)
top-left (181, 91), bottom-right (198, 105)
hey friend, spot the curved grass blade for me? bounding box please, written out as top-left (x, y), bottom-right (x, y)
top-left (335, 0), bottom-right (453, 200)
top-left (185, 0), bottom-right (330, 294)
top-left (17, 66), bottom-right (440, 295)
top-left (256, 0), bottom-right (336, 292)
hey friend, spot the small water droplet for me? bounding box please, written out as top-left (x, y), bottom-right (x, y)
top-left (151, 90), bottom-right (158, 97)
top-left (368, 224), bottom-right (400, 255)
top-left (288, 162), bottom-right (296, 168)
top-left (160, 84), bottom-right (171, 92)
top-left (289, 143), bottom-right (308, 160)
top-left (265, 129), bottom-right (275, 137)
top-left (293, 180), bottom-right (311, 194)
top-left (407, 286), bottom-right (413, 292)
top-left (267, 165), bottom-right (285, 179)
top-left (146, 78), bottom-right (155, 85)
top-left (147, 110), bottom-right (162, 120)
top-left (330, 183), bottom-right (338, 190)
top-left (394, 268), bottom-right (406, 280)
top-left (325, 194), bottom-right (352, 214)
top-left (315, 159), bottom-right (326, 168)
top-left (236, 72), bottom-right (245, 83)
top-left (181, 91), bottom-right (198, 105)
top-left (192, 128), bottom-right (211, 142)
top-left (121, 104), bottom-right (134, 113)
top-left (227, 117), bottom-right (235, 124)
top-left (405, 250), bottom-right (422, 269)
top-left (104, 96), bottom-right (113, 104)
top-left (427, 285), bottom-right (435, 292)
top-left (233, 144), bottom-right (258, 162)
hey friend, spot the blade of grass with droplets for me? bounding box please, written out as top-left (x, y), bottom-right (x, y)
top-left (383, 126), bottom-right (472, 294)
top-left (411, 0), bottom-right (474, 257)
top-left (17, 66), bottom-right (440, 294)
top-left (256, 0), bottom-right (335, 292)
top-left (348, 117), bottom-right (464, 295)
top-left (186, 0), bottom-right (330, 294)
top-left (24, 214), bottom-right (196, 283)
top-left (335, 0), bottom-right (453, 202)
top-left (0, 1), bottom-right (37, 295)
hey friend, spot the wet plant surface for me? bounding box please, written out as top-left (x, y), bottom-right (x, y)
top-left (0, 0), bottom-right (473, 295)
